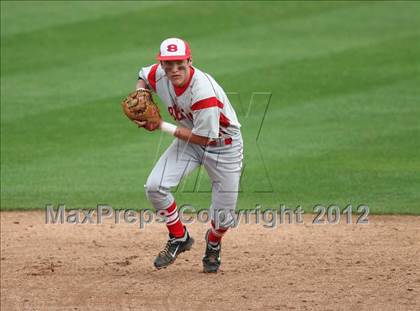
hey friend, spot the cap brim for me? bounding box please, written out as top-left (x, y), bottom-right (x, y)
top-left (157, 54), bottom-right (190, 61)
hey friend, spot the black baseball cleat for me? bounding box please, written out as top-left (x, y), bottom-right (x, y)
top-left (202, 229), bottom-right (221, 273)
top-left (154, 228), bottom-right (194, 269)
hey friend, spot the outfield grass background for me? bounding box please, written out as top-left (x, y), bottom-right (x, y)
top-left (1, 1), bottom-right (419, 214)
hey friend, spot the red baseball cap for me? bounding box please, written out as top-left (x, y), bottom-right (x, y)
top-left (157, 38), bottom-right (192, 61)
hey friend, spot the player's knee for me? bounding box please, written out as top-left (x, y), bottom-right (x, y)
top-left (144, 183), bottom-right (159, 203)
top-left (144, 177), bottom-right (169, 202)
top-left (146, 170), bottom-right (167, 190)
top-left (144, 178), bottom-right (159, 194)
top-left (144, 178), bottom-right (174, 211)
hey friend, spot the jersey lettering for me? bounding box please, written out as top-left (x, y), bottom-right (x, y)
top-left (168, 104), bottom-right (186, 121)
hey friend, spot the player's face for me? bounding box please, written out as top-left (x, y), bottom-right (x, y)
top-left (161, 59), bottom-right (191, 87)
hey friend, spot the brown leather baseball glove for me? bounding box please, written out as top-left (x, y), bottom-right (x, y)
top-left (121, 89), bottom-right (161, 131)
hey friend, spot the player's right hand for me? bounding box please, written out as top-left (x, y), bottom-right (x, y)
top-left (133, 120), bottom-right (161, 132)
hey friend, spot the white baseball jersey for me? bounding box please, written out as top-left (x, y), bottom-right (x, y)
top-left (138, 64), bottom-right (241, 140)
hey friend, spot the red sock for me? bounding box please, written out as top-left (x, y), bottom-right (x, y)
top-left (208, 220), bottom-right (228, 245)
top-left (163, 201), bottom-right (185, 238)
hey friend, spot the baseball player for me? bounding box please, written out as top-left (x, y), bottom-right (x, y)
top-left (135, 38), bottom-right (243, 273)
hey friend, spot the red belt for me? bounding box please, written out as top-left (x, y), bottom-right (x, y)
top-left (207, 137), bottom-right (232, 147)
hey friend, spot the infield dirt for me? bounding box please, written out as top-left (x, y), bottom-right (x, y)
top-left (1, 211), bottom-right (419, 310)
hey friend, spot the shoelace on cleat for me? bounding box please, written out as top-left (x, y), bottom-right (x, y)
top-left (159, 239), bottom-right (175, 257)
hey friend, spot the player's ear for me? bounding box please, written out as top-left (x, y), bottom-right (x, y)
top-left (188, 57), bottom-right (193, 66)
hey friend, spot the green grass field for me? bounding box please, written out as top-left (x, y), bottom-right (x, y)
top-left (1, 1), bottom-right (420, 214)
